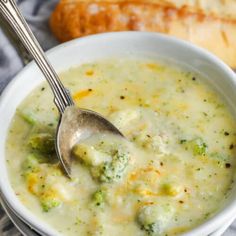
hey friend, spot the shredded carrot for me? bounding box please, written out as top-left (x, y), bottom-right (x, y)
top-left (73, 89), bottom-right (92, 101)
top-left (27, 173), bottom-right (38, 194)
top-left (146, 63), bottom-right (159, 70)
top-left (146, 63), bottom-right (164, 72)
top-left (41, 189), bottom-right (57, 199)
top-left (129, 172), bottom-right (138, 181)
top-left (139, 201), bottom-right (155, 206)
top-left (85, 70), bottom-right (94, 76)
top-left (129, 166), bottom-right (160, 181)
top-left (134, 188), bottom-right (159, 197)
top-left (135, 201), bottom-right (155, 211)
top-left (143, 166), bottom-right (160, 175)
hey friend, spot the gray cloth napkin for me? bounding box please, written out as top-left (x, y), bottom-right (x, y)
top-left (0, 0), bottom-right (58, 93)
top-left (0, 0), bottom-right (236, 235)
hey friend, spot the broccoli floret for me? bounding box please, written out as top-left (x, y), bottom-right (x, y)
top-left (95, 150), bottom-right (130, 183)
top-left (72, 141), bottom-right (129, 182)
top-left (22, 153), bottom-right (52, 172)
top-left (22, 154), bottom-right (39, 172)
top-left (23, 161), bottom-right (66, 212)
top-left (41, 197), bottom-right (61, 212)
top-left (180, 138), bottom-right (207, 156)
top-left (140, 223), bottom-right (158, 236)
top-left (28, 133), bottom-right (55, 154)
top-left (137, 204), bottom-right (174, 235)
top-left (191, 138), bottom-right (208, 155)
top-left (39, 187), bottom-right (62, 212)
top-left (92, 189), bottom-right (106, 206)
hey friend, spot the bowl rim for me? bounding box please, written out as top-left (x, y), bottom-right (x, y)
top-left (0, 31), bottom-right (236, 236)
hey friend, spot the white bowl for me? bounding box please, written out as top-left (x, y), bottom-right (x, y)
top-left (0, 32), bottom-right (236, 236)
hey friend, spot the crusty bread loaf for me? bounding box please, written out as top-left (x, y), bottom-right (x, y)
top-left (50, 0), bottom-right (236, 68)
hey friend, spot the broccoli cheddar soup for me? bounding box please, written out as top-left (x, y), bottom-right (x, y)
top-left (6, 59), bottom-right (236, 236)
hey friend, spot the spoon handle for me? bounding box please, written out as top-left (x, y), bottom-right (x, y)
top-left (0, 0), bottom-right (74, 113)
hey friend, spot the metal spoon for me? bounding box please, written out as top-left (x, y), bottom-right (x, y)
top-left (0, 0), bottom-right (123, 177)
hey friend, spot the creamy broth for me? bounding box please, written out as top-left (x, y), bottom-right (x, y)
top-left (6, 59), bottom-right (236, 236)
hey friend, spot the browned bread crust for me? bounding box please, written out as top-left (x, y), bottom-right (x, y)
top-left (50, 0), bottom-right (236, 68)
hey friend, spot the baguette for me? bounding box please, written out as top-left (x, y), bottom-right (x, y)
top-left (50, 0), bottom-right (236, 68)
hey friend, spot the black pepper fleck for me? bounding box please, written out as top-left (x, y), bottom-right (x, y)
top-left (180, 139), bottom-right (187, 144)
top-left (225, 163), bottom-right (231, 168)
top-left (120, 96), bottom-right (125, 100)
top-left (229, 144), bottom-right (234, 150)
top-left (224, 131), bottom-right (230, 136)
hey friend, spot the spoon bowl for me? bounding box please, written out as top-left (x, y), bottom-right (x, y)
top-left (57, 106), bottom-right (123, 176)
